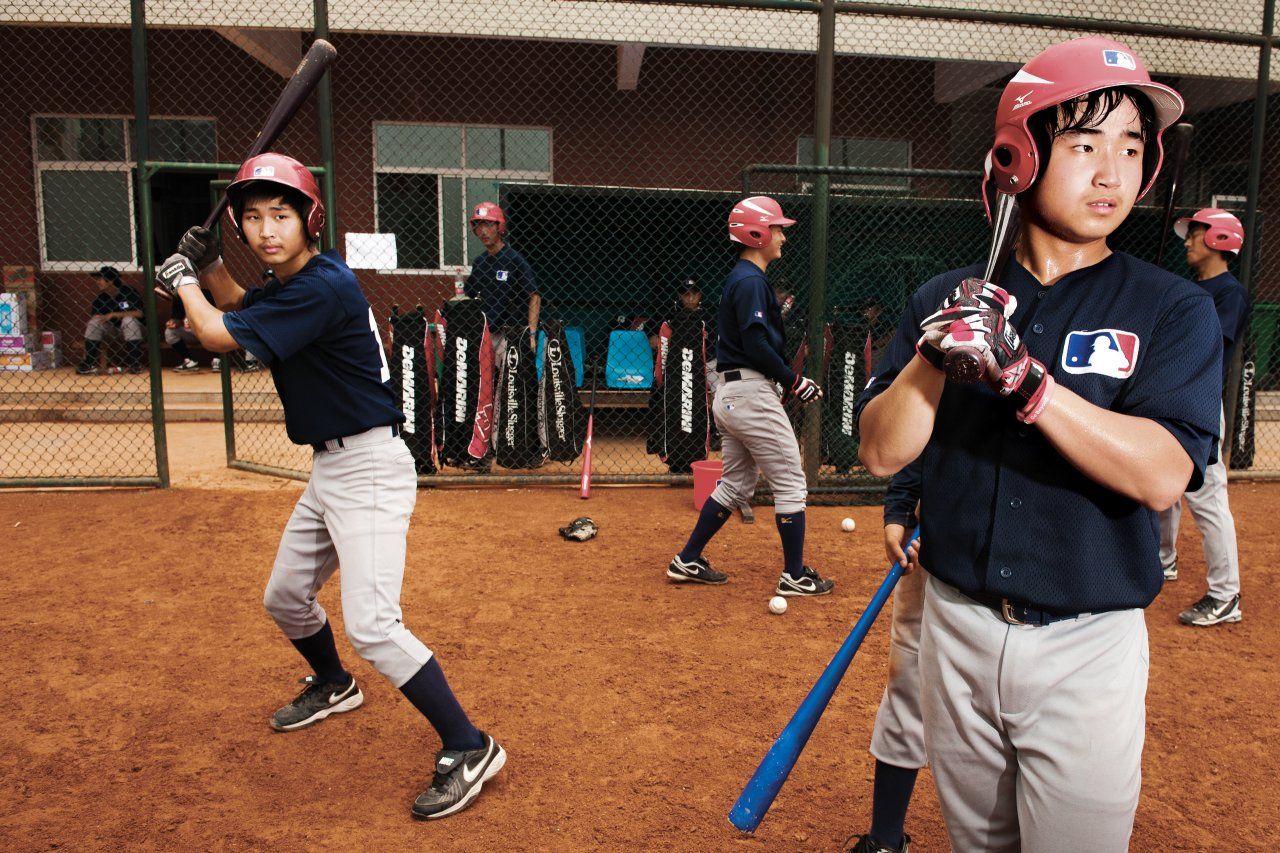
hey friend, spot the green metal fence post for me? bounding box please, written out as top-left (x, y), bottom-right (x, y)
top-left (802, 0), bottom-right (835, 482)
top-left (1228, 0), bottom-right (1274, 449)
top-left (131, 0), bottom-right (169, 488)
top-left (314, 0), bottom-right (339, 249)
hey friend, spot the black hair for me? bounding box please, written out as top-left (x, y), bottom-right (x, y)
top-left (1027, 87), bottom-right (1159, 185)
top-left (232, 181), bottom-right (314, 240)
top-left (1186, 221), bottom-right (1236, 263)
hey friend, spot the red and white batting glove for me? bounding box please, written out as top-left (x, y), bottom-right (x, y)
top-left (978, 310), bottom-right (1055, 423)
top-left (916, 278), bottom-right (1016, 372)
top-left (788, 374), bottom-right (823, 404)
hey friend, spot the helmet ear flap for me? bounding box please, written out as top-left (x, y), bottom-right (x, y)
top-left (990, 128), bottom-right (1036, 194)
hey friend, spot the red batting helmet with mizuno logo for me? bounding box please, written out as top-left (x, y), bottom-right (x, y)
top-left (470, 202), bottom-right (507, 235)
top-left (225, 153), bottom-right (325, 242)
top-left (988, 37), bottom-right (1183, 203)
top-left (1175, 208), bottom-right (1245, 255)
top-left (728, 196), bottom-right (796, 248)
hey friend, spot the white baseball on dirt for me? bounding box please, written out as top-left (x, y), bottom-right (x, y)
top-left (841, 517), bottom-right (856, 533)
top-left (768, 596), bottom-right (788, 615)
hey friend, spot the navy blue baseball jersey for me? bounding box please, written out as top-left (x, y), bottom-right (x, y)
top-left (716, 259), bottom-right (794, 384)
top-left (857, 252), bottom-right (1222, 613)
top-left (1196, 271), bottom-right (1248, 384)
top-left (223, 250), bottom-right (403, 446)
top-left (884, 457), bottom-right (922, 528)
top-left (465, 245), bottom-right (537, 329)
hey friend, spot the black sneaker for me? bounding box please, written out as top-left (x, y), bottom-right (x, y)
top-left (844, 833), bottom-right (911, 853)
top-left (270, 674), bottom-right (363, 732)
top-left (667, 554), bottom-right (728, 585)
top-left (75, 362), bottom-right (98, 375)
top-left (412, 732), bottom-right (507, 820)
top-left (1163, 561), bottom-right (1178, 581)
top-left (777, 565), bottom-right (834, 597)
top-left (1178, 594), bottom-right (1242, 627)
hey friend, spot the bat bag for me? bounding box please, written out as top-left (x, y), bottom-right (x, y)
top-left (648, 314), bottom-right (709, 472)
top-left (822, 320), bottom-right (865, 471)
top-left (494, 325), bottom-right (546, 469)
top-left (435, 297), bottom-right (494, 467)
top-left (1230, 336), bottom-right (1256, 469)
top-left (539, 320), bottom-right (584, 463)
top-left (388, 307), bottom-right (437, 474)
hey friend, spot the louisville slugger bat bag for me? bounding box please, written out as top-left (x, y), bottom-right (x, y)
top-left (388, 307), bottom-right (437, 474)
top-left (539, 320), bottom-right (584, 463)
top-left (823, 320), bottom-right (864, 471)
top-left (1230, 335), bottom-right (1256, 469)
top-left (494, 325), bottom-right (546, 469)
top-left (649, 314), bottom-right (709, 472)
top-left (435, 297), bottom-right (494, 467)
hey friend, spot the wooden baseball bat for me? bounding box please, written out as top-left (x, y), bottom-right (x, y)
top-left (728, 526), bottom-right (920, 833)
top-left (943, 190), bottom-right (1020, 384)
top-left (579, 365), bottom-right (599, 499)
top-left (1154, 122), bottom-right (1195, 266)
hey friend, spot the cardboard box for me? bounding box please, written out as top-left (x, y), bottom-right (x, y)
top-left (0, 350), bottom-right (52, 371)
top-left (0, 292), bottom-right (28, 335)
top-left (3, 265), bottom-right (34, 288)
top-left (40, 330), bottom-right (61, 349)
top-left (0, 333), bottom-right (35, 353)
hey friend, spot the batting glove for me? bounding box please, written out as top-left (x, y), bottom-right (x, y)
top-left (788, 374), bottom-right (823, 404)
top-left (155, 253), bottom-right (200, 299)
top-left (979, 314), bottom-right (1054, 421)
top-left (177, 225), bottom-right (221, 272)
top-left (916, 279), bottom-right (1015, 372)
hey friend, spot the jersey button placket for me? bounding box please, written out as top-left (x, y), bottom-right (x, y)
top-left (999, 566), bottom-right (1013, 579)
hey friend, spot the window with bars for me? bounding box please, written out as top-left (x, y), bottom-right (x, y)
top-left (373, 123), bottom-right (552, 271)
top-left (32, 116), bottom-right (216, 270)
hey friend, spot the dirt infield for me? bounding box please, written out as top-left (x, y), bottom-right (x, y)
top-left (4, 482), bottom-right (1279, 850)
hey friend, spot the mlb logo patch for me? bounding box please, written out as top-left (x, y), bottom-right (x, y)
top-left (495, 270), bottom-right (509, 282)
top-left (1102, 50), bottom-right (1136, 71)
top-left (252, 166), bottom-right (276, 177)
top-left (754, 310), bottom-right (764, 319)
top-left (1061, 329), bottom-right (1140, 379)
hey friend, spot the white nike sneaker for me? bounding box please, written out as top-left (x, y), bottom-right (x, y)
top-left (270, 674), bottom-right (363, 731)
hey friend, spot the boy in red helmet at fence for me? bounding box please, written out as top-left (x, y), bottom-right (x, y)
top-left (665, 196), bottom-right (832, 598)
top-left (856, 38), bottom-right (1221, 850)
top-left (466, 201), bottom-right (540, 362)
top-left (1160, 207), bottom-right (1248, 627)
top-left (154, 152), bottom-right (505, 821)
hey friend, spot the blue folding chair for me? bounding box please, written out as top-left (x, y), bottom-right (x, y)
top-left (604, 329), bottom-right (654, 389)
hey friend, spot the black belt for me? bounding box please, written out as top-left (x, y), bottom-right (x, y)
top-left (963, 589), bottom-right (1083, 626)
top-left (311, 422), bottom-right (400, 452)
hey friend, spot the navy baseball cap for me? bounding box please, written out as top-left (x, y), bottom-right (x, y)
top-left (675, 275), bottom-right (700, 294)
top-left (90, 266), bottom-right (122, 283)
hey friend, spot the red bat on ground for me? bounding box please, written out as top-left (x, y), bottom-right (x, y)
top-left (579, 367), bottom-right (599, 499)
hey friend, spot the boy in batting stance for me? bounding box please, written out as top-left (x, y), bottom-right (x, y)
top-left (858, 38), bottom-right (1221, 849)
top-left (155, 153), bottom-right (505, 820)
top-left (1160, 208), bottom-right (1248, 627)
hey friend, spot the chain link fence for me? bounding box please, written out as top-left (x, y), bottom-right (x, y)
top-left (2, 0), bottom-right (1278, 490)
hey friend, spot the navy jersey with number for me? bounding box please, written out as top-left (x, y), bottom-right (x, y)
top-left (223, 250), bottom-right (403, 445)
top-left (465, 245), bottom-right (537, 329)
top-left (856, 252), bottom-right (1221, 614)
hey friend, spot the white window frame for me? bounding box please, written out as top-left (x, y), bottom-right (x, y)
top-left (32, 113), bottom-right (217, 273)
top-left (372, 121), bottom-right (553, 275)
top-left (796, 135), bottom-right (913, 194)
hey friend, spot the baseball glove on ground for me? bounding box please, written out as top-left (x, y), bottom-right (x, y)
top-left (559, 517), bottom-right (598, 542)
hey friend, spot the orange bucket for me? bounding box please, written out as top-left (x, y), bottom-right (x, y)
top-left (692, 459), bottom-right (724, 510)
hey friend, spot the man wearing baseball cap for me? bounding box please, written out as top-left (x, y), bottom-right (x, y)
top-left (76, 266), bottom-right (145, 374)
top-left (1159, 208), bottom-right (1248, 627)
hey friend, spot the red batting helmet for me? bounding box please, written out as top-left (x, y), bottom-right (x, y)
top-left (225, 153), bottom-right (325, 241)
top-left (728, 196), bottom-right (796, 248)
top-left (988, 37), bottom-right (1183, 202)
top-left (1175, 208), bottom-right (1245, 255)
top-left (470, 202), bottom-right (507, 235)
